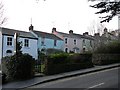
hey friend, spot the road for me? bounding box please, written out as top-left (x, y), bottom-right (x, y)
top-left (25, 67), bottom-right (119, 89)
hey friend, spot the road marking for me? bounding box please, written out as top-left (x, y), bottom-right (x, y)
top-left (84, 83), bottom-right (105, 90)
top-left (88, 83), bottom-right (104, 88)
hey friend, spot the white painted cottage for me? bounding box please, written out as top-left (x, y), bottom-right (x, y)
top-left (0, 27), bottom-right (38, 63)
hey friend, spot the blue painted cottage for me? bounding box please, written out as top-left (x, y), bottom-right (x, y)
top-left (29, 25), bottom-right (64, 54)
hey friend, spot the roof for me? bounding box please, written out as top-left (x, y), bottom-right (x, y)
top-left (56, 31), bottom-right (94, 40)
top-left (0, 27), bottom-right (37, 39)
top-left (33, 30), bottom-right (63, 40)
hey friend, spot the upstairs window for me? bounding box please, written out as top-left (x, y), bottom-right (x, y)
top-left (7, 37), bottom-right (12, 46)
top-left (54, 40), bottom-right (57, 46)
top-left (83, 39), bottom-right (85, 46)
top-left (65, 38), bottom-right (67, 44)
top-left (41, 37), bottom-right (45, 46)
top-left (24, 39), bottom-right (29, 47)
top-left (74, 39), bottom-right (76, 45)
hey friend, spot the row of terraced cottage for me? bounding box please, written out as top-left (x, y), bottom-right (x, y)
top-left (0, 25), bottom-right (119, 63)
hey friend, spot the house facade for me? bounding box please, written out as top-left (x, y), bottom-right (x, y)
top-left (52, 27), bottom-right (94, 53)
top-left (102, 28), bottom-right (119, 41)
top-left (0, 27), bottom-right (38, 63)
top-left (29, 25), bottom-right (64, 54)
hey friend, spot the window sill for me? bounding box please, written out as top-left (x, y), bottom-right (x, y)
top-left (24, 47), bottom-right (30, 49)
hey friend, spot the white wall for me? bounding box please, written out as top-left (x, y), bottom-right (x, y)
top-left (20, 37), bottom-right (38, 59)
top-left (63, 37), bottom-right (83, 53)
top-left (2, 35), bottom-right (14, 58)
top-left (2, 35), bottom-right (38, 60)
top-left (118, 15), bottom-right (120, 29)
top-left (0, 30), bottom-right (2, 64)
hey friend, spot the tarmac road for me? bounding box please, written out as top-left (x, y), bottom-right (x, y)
top-left (27, 67), bottom-right (119, 89)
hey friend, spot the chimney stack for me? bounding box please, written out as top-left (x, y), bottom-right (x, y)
top-left (29, 24), bottom-right (34, 31)
top-left (83, 32), bottom-right (89, 36)
top-left (94, 33), bottom-right (100, 37)
top-left (104, 27), bottom-right (108, 33)
top-left (52, 27), bottom-right (56, 33)
top-left (69, 30), bottom-right (73, 34)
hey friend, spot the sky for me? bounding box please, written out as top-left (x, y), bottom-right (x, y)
top-left (1, 0), bottom-right (118, 35)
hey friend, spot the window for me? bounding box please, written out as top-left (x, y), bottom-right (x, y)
top-left (7, 37), bottom-right (12, 46)
top-left (83, 39), bottom-right (85, 46)
top-left (65, 38), bottom-right (67, 44)
top-left (24, 39), bottom-right (29, 47)
top-left (74, 39), bottom-right (76, 45)
top-left (54, 40), bottom-right (57, 46)
top-left (83, 39), bottom-right (85, 43)
top-left (6, 50), bottom-right (12, 56)
top-left (41, 37), bottom-right (45, 46)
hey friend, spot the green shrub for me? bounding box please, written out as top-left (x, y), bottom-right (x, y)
top-left (2, 54), bottom-right (35, 80)
top-left (94, 41), bottom-right (120, 54)
top-left (48, 53), bottom-right (69, 64)
top-left (92, 54), bottom-right (120, 65)
top-left (44, 53), bottom-right (93, 75)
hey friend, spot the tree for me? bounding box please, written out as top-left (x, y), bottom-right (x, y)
top-left (88, 0), bottom-right (120, 23)
top-left (88, 20), bottom-right (105, 35)
top-left (0, 2), bottom-right (7, 26)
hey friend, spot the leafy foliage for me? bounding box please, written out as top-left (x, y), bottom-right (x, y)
top-left (94, 41), bottom-right (120, 54)
top-left (44, 53), bottom-right (93, 75)
top-left (89, 0), bottom-right (120, 23)
top-left (2, 54), bottom-right (35, 80)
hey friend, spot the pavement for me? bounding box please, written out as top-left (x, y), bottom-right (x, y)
top-left (2, 63), bottom-right (120, 89)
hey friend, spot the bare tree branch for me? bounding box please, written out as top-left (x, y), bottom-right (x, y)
top-left (0, 2), bottom-right (7, 26)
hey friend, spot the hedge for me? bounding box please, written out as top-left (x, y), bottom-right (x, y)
top-left (92, 54), bottom-right (120, 65)
top-left (43, 53), bottom-right (93, 75)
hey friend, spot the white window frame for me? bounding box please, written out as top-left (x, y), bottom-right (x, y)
top-left (24, 39), bottom-right (29, 47)
top-left (74, 39), bottom-right (76, 45)
top-left (65, 38), bottom-right (68, 44)
top-left (7, 37), bottom-right (12, 46)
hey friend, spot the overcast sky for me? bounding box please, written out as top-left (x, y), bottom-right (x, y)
top-left (2, 0), bottom-right (118, 35)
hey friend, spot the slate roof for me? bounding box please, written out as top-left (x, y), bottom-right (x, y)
top-left (57, 31), bottom-right (94, 40)
top-left (0, 27), bottom-right (37, 39)
top-left (33, 30), bottom-right (63, 40)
